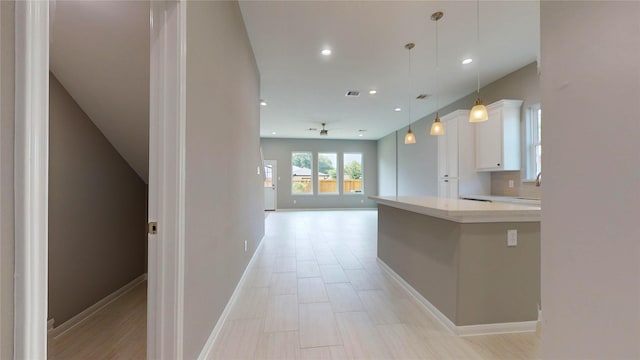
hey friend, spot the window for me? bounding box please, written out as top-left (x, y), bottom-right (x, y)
top-left (526, 104), bottom-right (542, 179)
top-left (318, 153), bottom-right (338, 194)
top-left (292, 152), bottom-right (313, 194)
top-left (343, 153), bottom-right (363, 194)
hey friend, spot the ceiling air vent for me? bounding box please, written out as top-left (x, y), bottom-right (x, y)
top-left (416, 94), bottom-right (430, 100)
top-left (345, 90), bottom-right (360, 97)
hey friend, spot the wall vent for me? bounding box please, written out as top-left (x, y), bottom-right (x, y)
top-left (345, 90), bottom-right (360, 97)
top-left (416, 94), bottom-right (430, 100)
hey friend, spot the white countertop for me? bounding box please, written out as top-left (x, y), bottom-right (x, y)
top-left (369, 196), bottom-right (541, 223)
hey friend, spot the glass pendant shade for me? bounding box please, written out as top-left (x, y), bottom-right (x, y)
top-left (469, 97), bottom-right (488, 122)
top-left (430, 114), bottom-right (444, 136)
top-left (404, 127), bottom-right (416, 144)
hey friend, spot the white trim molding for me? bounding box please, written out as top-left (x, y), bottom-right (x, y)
top-left (148, 1), bottom-right (187, 359)
top-left (48, 274), bottom-right (147, 339)
top-left (14, 1), bottom-right (49, 358)
top-left (198, 239), bottom-right (266, 360)
top-left (377, 258), bottom-right (538, 336)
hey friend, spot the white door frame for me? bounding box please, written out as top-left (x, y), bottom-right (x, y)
top-left (14, 1), bottom-right (50, 358)
top-left (148, 1), bottom-right (186, 359)
top-left (264, 160), bottom-right (277, 210)
top-left (13, 1), bottom-right (187, 358)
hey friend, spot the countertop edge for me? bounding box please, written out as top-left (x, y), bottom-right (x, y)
top-left (369, 196), bottom-right (541, 223)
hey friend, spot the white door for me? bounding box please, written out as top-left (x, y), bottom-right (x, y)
top-left (264, 160), bottom-right (277, 210)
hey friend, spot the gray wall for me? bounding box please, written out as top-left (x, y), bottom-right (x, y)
top-left (48, 74), bottom-right (147, 326)
top-left (183, 1), bottom-right (265, 358)
top-left (378, 62), bottom-right (540, 197)
top-left (541, 2), bottom-right (640, 358)
top-left (261, 138), bottom-right (378, 209)
top-left (0, 2), bottom-right (14, 358)
top-left (377, 132), bottom-right (397, 196)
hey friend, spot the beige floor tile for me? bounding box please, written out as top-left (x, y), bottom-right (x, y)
top-left (319, 264), bottom-right (349, 284)
top-left (299, 346), bottom-right (348, 359)
top-left (269, 272), bottom-right (298, 296)
top-left (274, 256), bottom-right (297, 273)
top-left (248, 266), bottom-right (274, 287)
top-left (228, 287), bottom-right (269, 320)
top-left (334, 312), bottom-right (393, 359)
top-left (462, 332), bottom-right (541, 360)
top-left (335, 253), bottom-right (363, 270)
top-left (264, 294), bottom-right (299, 332)
top-left (345, 269), bottom-right (381, 291)
top-left (325, 283), bottom-right (364, 313)
top-left (253, 331), bottom-right (301, 360)
top-left (357, 290), bottom-right (401, 325)
top-left (298, 277), bottom-right (329, 303)
top-left (298, 302), bottom-right (342, 348)
top-left (376, 323), bottom-right (433, 359)
top-left (296, 247), bottom-right (317, 261)
top-left (212, 318), bottom-right (263, 360)
top-left (297, 260), bottom-right (321, 278)
top-left (315, 253), bottom-right (340, 265)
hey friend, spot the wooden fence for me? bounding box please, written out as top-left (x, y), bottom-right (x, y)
top-left (292, 179), bottom-right (362, 193)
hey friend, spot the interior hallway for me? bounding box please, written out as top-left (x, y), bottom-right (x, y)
top-left (212, 210), bottom-right (540, 359)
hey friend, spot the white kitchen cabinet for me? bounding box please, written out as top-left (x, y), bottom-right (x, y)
top-left (474, 99), bottom-right (523, 171)
top-left (437, 110), bottom-right (490, 199)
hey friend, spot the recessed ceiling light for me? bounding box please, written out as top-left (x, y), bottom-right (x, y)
top-left (462, 58), bottom-right (473, 65)
top-left (271, 132), bottom-right (276, 135)
top-left (321, 48), bottom-right (332, 56)
top-left (369, 90), bottom-right (377, 95)
top-left (394, 107), bottom-right (402, 112)
top-left (260, 100), bottom-right (267, 106)
top-left (358, 133), bottom-right (363, 137)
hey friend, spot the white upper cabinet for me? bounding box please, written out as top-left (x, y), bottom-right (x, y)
top-left (474, 99), bottom-right (523, 171)
top-left (438, 110), bottom-right (490, 199)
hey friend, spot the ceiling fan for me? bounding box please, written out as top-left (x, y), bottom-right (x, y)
top-left (307, 122), bottom-right (330, 136)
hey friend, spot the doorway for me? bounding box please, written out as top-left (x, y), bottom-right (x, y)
top-left (264, 160), bottom-right (277, 211)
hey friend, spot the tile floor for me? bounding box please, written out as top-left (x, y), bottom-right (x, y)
top-left (211, 210), bottom-right (540, 359)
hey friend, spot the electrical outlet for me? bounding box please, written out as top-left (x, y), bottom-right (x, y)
top-left (507, 229), bottom-right (518, 246)
top-left (293, 200), bottom-right (297, 204)
top-left (508, 180), bottom-right (514, 188)
top-left (244, 240), bottom-right (247, 252)
top-left (360, 199), bottom-right (364, 204)
top-left (257, 166), bottom-right (261, 175)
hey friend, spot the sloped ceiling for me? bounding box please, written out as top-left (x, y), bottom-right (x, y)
top-left (50, 0), bottom-right (150, 182)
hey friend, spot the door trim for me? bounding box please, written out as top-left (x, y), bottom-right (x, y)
top-left (148, 1), bottom-right (187, 359)
top-left (14, 1), bottom-right (50, 358)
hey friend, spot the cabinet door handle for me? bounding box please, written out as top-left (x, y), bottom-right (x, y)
top-left (444, 174), bottom-right (448, 177)
top-left (444, 180), bottom-right (449, 183)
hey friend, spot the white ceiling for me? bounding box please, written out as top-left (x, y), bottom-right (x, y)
top-left (47, 1), bottom-right (538, 183)
top-left (50, 0), bottom-right (150, 182)
top-left (239, 1), bottom-right (540, 140)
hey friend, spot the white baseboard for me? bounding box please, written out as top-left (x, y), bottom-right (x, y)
top-left (49, 273), bottom-right (147, 339)
top-left (276, 207), bottom-right (377, 212)
top-left (197, 237), bottom-right (266, 360)
top-left (376, 258), bottom-right (537, 336)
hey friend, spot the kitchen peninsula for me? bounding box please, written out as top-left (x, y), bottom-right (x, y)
top-left (369, 196), bottom-right (541, 335)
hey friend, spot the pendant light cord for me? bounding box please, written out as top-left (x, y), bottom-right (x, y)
top-left (408, 46), bottom-right (412, 128)
top-left (435, 14), bottom-right (440, 113)
top-left (476, 0), bottom-right (481, 97)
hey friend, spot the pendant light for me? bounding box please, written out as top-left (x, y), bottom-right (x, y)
top-left (469, 0), bottom-right (488, 123)
top-left (430, 11), bottom-right (444, 136)
top-left (404, 43), bottom-right (416, 144)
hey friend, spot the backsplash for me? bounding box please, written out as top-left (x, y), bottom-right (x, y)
top-left (491, 171), bottom-right (541, 199)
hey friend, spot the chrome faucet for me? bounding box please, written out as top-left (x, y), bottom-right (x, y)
top-left (535, 172), bottom-right (542, 187)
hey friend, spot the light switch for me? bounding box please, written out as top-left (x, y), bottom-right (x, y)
top-left (508, 180), bottom-right (514, 188)
top-left (507, 229), bottom-right (517, 247)
top-left (257, 166), bottom-right (261, 175)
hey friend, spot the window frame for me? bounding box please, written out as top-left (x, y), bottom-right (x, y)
top-left (291, 151), bottom-right (314, 195)
top-left (525, 103), bottom-right (542, 180)
top-left (317, 152), bottom-right (339, 195)
top-left (342, 152), bottom-right (364, 195)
